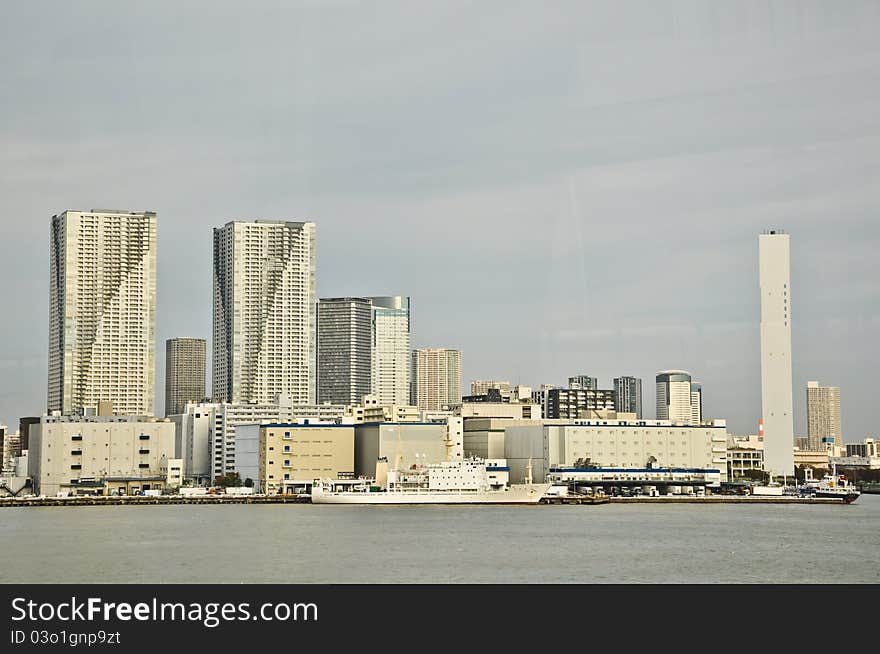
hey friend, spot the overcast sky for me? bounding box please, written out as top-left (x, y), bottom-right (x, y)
top-left (2, 1), bottom-right (879, 441)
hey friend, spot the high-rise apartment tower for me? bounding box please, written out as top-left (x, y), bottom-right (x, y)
top-left (317, 298), bottom-right (373, 405)
top-left (411, 348), bottom-right (462, 411)
top-left (48, 210), bottom-right (157, 416)
top-left (212, 220), bottom-right (316, 405)
top-left (370, 296), bottom-right (411, 406)
top-left (806, 381), bottom-right (842, 451)
top-left (165, 338), bottom-right (207, 416)
top-left (613, 376), bottom-right (643, 418)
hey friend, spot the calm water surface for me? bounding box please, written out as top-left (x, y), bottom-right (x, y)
top-left (3, 495), bottom-right (879, 583)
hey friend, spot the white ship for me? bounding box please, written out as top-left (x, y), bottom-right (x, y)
top-left (311, 457), bottom-right (550, 505)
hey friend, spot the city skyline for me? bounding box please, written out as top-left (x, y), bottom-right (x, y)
top-left (1, 2), bottom-right (878, 441)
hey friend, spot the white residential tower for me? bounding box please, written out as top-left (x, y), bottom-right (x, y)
top-left (48, 210), bottom-right (157, 416)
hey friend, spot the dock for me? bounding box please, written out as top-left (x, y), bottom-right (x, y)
top-left (0, 495), bottom-right (311, 508)
top-left (541, 495), bottom-right (610, 505)
top-left (606, 495), bottom-right (846, 504)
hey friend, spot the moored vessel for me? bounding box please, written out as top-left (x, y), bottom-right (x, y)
top-left (811, 464), bottom-right (860, 504)
top-left (311, 457), bottom-right (550, 505)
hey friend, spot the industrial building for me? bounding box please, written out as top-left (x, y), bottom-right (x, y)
top-left (502, 419), bottom-right (729, 484)
top-left (28, 415), bottom-right (180, 496)
top-left (353, 418), bottom-right (463, 478)
top-left (234, 423), bottom-right (355, 494)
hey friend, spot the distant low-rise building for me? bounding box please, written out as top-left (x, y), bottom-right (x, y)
top-left (28, 415), bottom-right (178, 496)
top-left (345, 394), bottom-right (421, 424)
top-left (470, 380), bottom-right (511, 398)
top-left (458, 401), bottom-right (540, 420)
top-left (794, 449), bottom-right (830, 470)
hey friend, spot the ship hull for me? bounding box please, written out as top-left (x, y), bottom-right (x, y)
top-left (814, 490), bottom-right (860, 504)
top-left (311, 483), bottom-right (551, 505)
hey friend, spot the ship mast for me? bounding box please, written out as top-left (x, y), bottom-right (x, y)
top-left (442, 432), bottom-right (454, 462)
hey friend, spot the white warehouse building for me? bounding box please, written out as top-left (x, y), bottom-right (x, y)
top-left (28, 415), bottom-right (180, 496)
top-left (503, 419), bottom-right (728, 484)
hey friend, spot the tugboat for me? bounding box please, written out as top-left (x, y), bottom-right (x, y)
top-left (811, 463), bottom-right (861, 504)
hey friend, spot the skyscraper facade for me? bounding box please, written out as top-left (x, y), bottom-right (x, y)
top-left (544, 388), bottom-right (616, 419)
top-left (655, 370), bottom-right (701, 424)
top-left (317, 297), bottom-right (372, 405)
top-left (369, 296), bottom-right (411, 406)
top-left (613, 376), bottom-right (642, 418)
top-left (806, 381), bottom-right (842, 451)
top-left (411, 348), bottom-right (462, 411)
top-left (212, 220), bottom-right (316, 405)
top-left (568, 375), bottom-right (598, 390)
top-left (690, 382), bottom-right (702, 425)
top-left (759, 230), bottom-right (795, 476)
top-left (165, 338), bottom-right (207, 416)
top-left (48, 210), bottom-right (157, 416)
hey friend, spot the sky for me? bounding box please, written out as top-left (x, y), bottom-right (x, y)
top-left (1, 1), bottom-right (879, 442)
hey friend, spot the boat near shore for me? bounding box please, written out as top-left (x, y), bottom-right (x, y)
top-left (311, 457), bottom-right (550, 505)
top-left (805, 465), bottom-right (861, 504)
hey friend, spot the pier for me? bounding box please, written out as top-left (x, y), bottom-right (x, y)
top-left (606, 495), bottom-right (846, 504)
top-left (0, 494), bottom-right (311, 508)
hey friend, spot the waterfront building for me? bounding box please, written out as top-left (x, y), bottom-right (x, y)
top-left (353, 418), bottom-right (464, 478)
top-left (544, 388), bottom-right (616, 420)
top-left (0, 426), bottom-right (21, 475)
top-left (831, 439), bottom-right (880, 470)
top-left (726, 435), bottom-right (765, 480)
top-left (655, 371), bottom-right (701, 424)
top-left (234, 423), bottom-right (355, 494)
top-left (411, 348), bottom-right (462, 411)
top-left (463, 417), bottom-right (546, 460)
top-left (760, 230), bottom-right (795, 476)
top-left (846, 439), bottom-right (878, 458)
top-left (568, 375), bottom-right (598, 390)
top-left (369, 296), bottom-right (411, 406)
top-left (173, 398), bottom-right (350, 482)
top-left (212, 220), bottom-right (316, 405)
top-left (806, 381), bottom-right (842, 451)
top-left (502, 419), bottom-right (728, 484)
top-left (317, 297), bottom-right (372, 405)
top-left (613, 376), bottom-right (643, 418)
top-left (165, 338), bottom-right (207, 416)
top-left (28, 415), bottom-right (179, 496)
top-left (48, 210), bottom-right (157, 416)
top-left (18, 417), bottom-right (39, 452)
